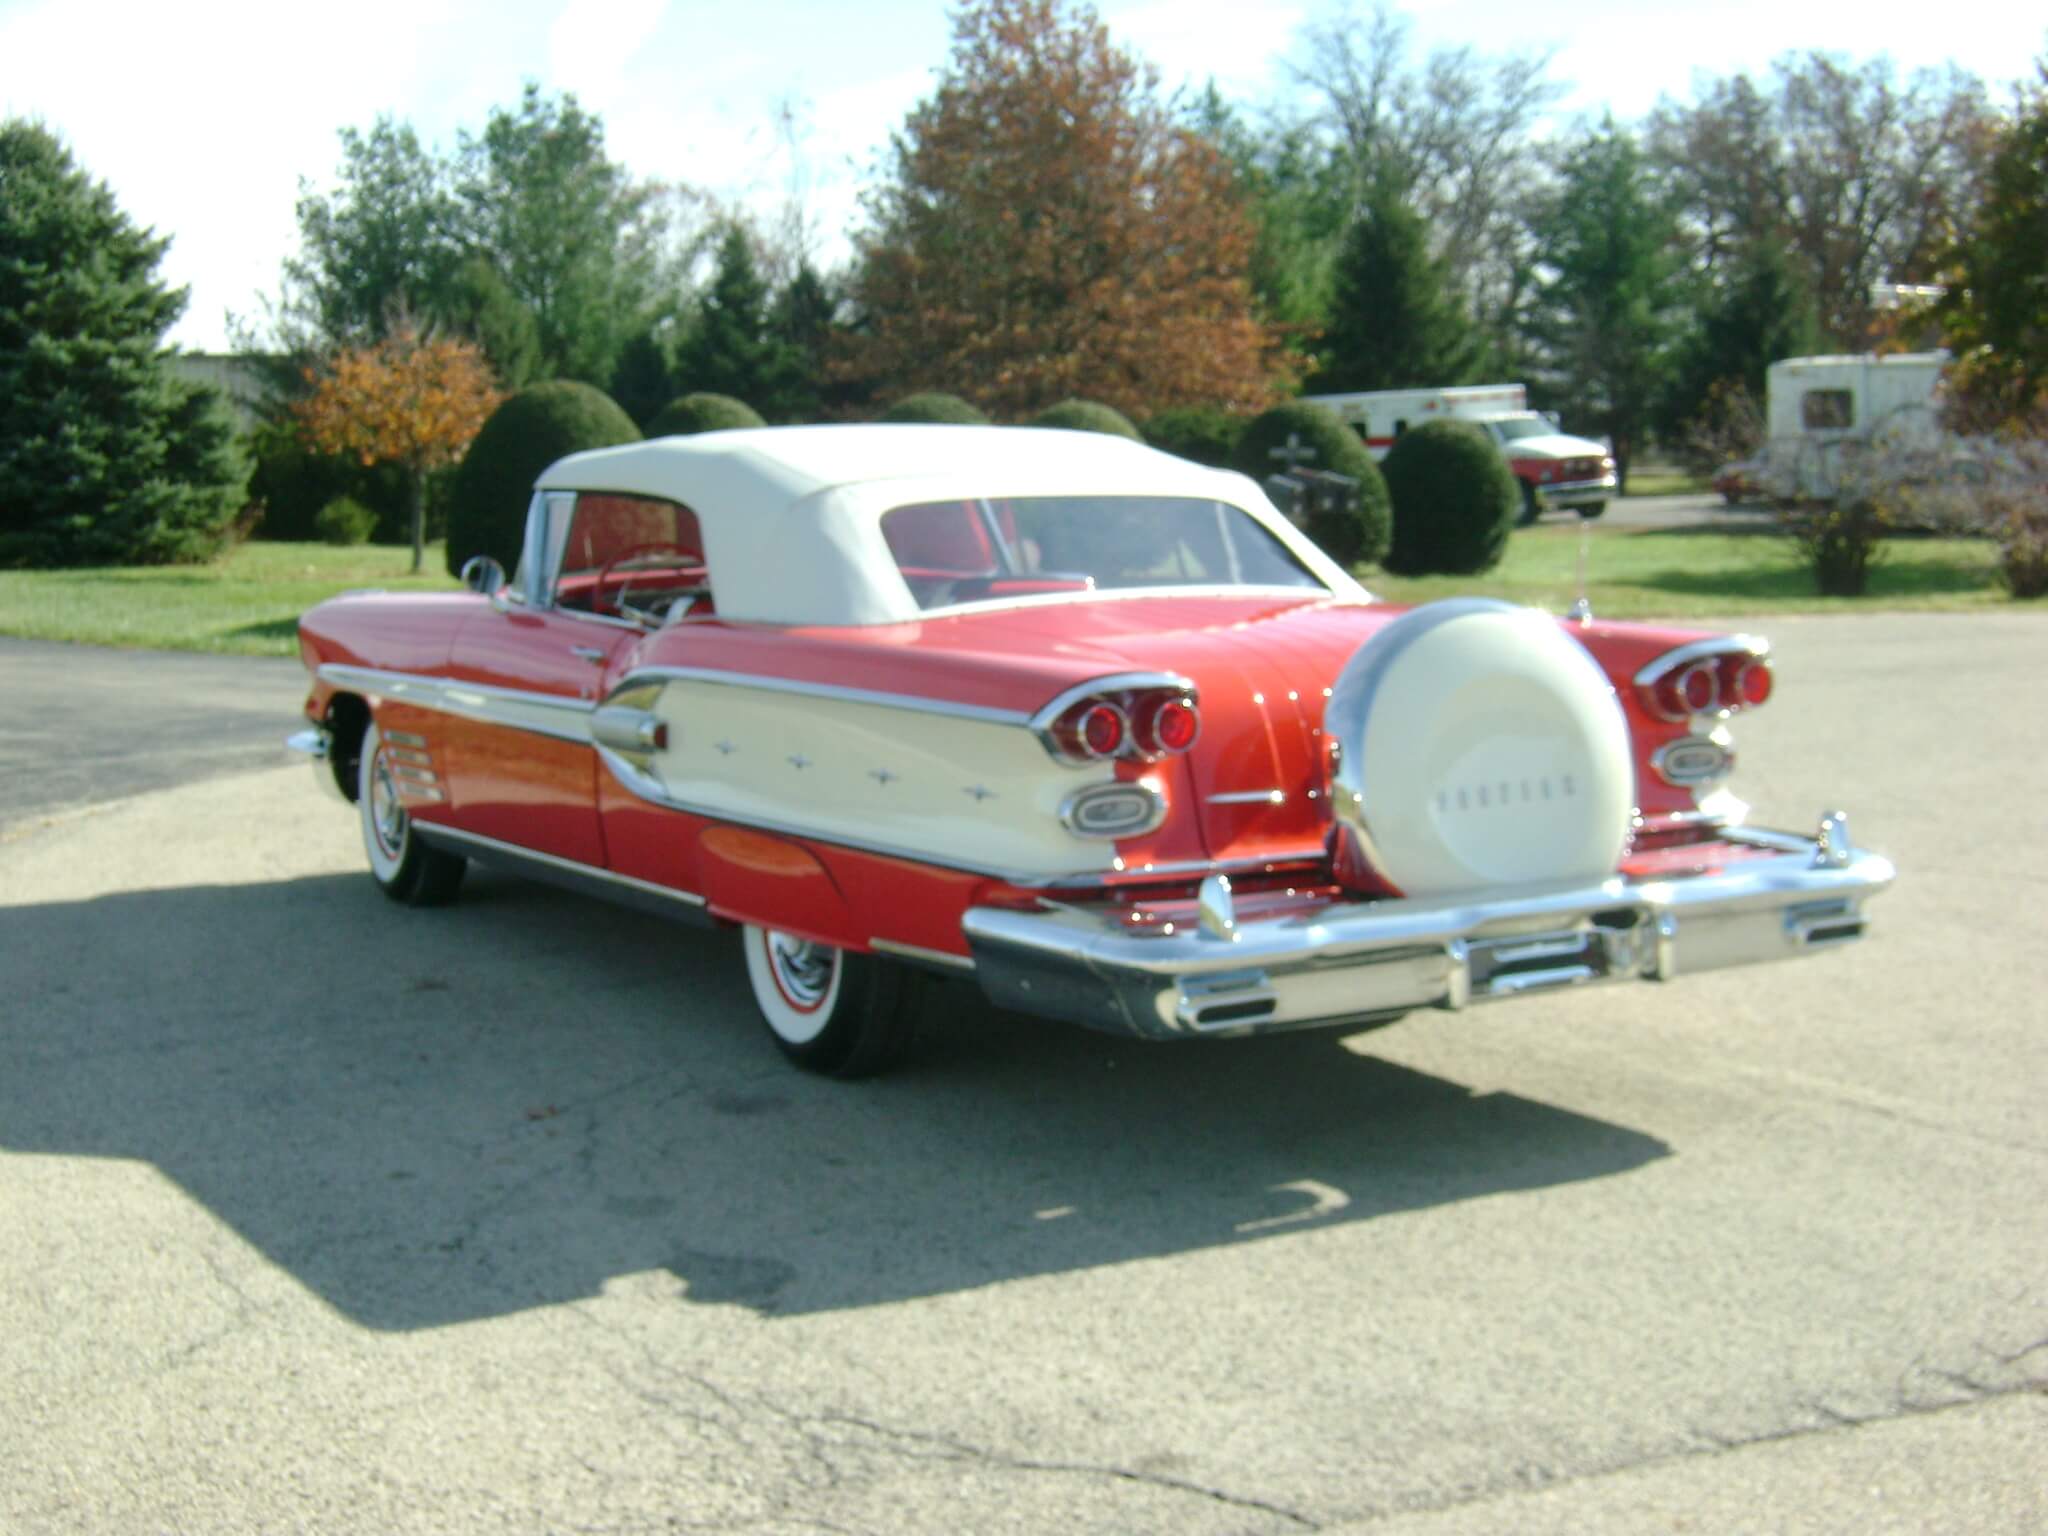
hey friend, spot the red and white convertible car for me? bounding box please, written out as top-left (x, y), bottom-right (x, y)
top-left (291, 425), bottom-right (1893, 1075)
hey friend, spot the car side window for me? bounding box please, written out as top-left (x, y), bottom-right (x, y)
top-left (550, 493), bottom-right (712, 623)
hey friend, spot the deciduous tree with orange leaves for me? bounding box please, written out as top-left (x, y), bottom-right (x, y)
top-left (842, 0), bottom-right (1291, 420)
top-left (296, 330), bottom-right (502, 571)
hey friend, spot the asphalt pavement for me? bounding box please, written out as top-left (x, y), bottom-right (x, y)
top-left (0, 638), bottom-right (309, 835)
top-left (2, 615), bottom-right (2043, 1534)
top-left (1547, 489), bottom-right (1775, 530)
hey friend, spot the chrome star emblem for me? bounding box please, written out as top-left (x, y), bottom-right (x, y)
top-left (788, 754), bottom-right (811, 770)
top-left (869, 768), bottom-right (898, 785)
top-left (714, 740), bottom-right (737, 755)
top-left (964, 784), bottom-right (996, 801)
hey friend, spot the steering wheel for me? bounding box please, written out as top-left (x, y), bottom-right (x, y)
top-left (592, 544), bottom-right (701, 622)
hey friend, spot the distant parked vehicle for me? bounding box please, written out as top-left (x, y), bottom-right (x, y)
top-left (1726, 352), bottom-right (1949, 503)
top-left (1303, 384), bottom-right (1616, 523)
top-left (1712, 458), bottom-right (1767, 506)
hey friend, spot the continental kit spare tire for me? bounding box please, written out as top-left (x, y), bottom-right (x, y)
top-left (1326, 599), bottom-right (1633, 898)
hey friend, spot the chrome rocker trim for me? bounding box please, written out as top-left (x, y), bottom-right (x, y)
top-left (410, 823), bottom-right (714, 926)
top-left (961, 811), bottom-right (1895, 1041)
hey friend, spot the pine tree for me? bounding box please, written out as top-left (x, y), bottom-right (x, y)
top-left (674, 226), bottom-right (789, 414)
top-left (1314, 178), bottom-right (1481, 392)
top-left (0, 120), bottom-right (245, 566)
top-left (1660, 239), bottom-right (1820, 438)
top-left (763, 261), bottom-right (838, 422)
top-left (1527, 120), bottom-right (1682, 489)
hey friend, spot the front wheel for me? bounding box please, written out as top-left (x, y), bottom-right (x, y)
top-left (358, 723), bottom-right (466, 905)
top-left (741, 925), bottom-right (922, 1077)
top-left (1518, 482), bottom-right (1540, 526)
top-left (1576, 501), bottom-right (1607, 520)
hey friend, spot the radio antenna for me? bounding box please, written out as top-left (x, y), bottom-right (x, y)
top-left (1566, 516), bottom-right (1593, 624)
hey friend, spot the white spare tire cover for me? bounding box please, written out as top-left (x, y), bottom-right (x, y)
top-left (1327, 599), bottom-right (1632, 897)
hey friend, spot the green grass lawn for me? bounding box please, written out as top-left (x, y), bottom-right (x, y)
top-left (0, 525), bottom-right (2034, 660)
top-left (0, 541), bottom-right (462, 657)
top-left (1366, 522), bottom-right (2022, 618)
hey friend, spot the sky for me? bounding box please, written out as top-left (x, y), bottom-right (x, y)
top-left (3, 0), bottom-right (2040, 352)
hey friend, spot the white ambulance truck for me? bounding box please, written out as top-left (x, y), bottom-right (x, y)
top-left (1301, 384), bottom-right (1618, 522)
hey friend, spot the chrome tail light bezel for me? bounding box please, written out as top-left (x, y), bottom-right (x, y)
top-left (1635, 635), bottom-right (1772, 724)
top-left (1032, 673), bottom-right (1203, 766)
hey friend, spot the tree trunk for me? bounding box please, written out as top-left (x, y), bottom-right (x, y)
top-left (408, 465), bottom-right (426, 574)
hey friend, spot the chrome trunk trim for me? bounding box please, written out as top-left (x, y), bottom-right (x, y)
top-left (616, 665), bottom-right (1031, 726)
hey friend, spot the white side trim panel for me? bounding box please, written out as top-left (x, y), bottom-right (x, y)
top-left (634, 677), bottom-right (1120, 878)
top-left (317, 660), bottom-right (1124, 879)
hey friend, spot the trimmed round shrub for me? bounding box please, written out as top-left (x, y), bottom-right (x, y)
top-left (1379, 419), bottom-right (1519, 576)
top-left (1031, 399), bottom-right (1140, 439)
top-left (446, 382), bottom-right (639, 577)
top-left (1232, 401), bottom-right (1391, 568)
top-left (880, 392), bottom-right (988, 425)
top-left (647, 391), bottom-right (765, 437)
top-left (1143, 406), bottom-right (1246, 468)
top-left (314, 496), bottom-right (376, 546)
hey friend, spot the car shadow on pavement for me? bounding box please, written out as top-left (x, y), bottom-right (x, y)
top-left (1, 868), bottom-right (1669, 1328)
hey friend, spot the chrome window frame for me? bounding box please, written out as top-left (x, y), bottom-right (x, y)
top-left (509, 490), bottom-right (577, 609)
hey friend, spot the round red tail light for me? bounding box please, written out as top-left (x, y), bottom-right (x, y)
top-left (1677, 662), bottom-right (1719, 714)
top-left (1735, 659), bottom-right (1772, 707)
top-left (1147, 696), bottom-right (1200, 754)
top-left (1078, 702), bottom-right (1126, 758)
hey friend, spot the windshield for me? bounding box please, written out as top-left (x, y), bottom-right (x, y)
top-left (881, 496), bottom-right (1327, 611)
top-left (1489, 416), bottom-right (1551, 441)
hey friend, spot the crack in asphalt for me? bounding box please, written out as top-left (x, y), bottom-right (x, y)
top-left (798, 1410), bottom-right (1324, 1529)
top-left (554, 1274), bottom-right (2048, 1536)
top-left (559, 1301), bottom-right (1321, 1531)
top-left (1343, 1375), bottom-right (2047, 1530)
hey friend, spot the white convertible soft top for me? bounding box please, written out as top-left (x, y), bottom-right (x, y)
top-left (536, 424), bottom-right (1366, 626)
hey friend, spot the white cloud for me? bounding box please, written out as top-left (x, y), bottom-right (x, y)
top-left (1, 0), bottom-right (474, 347)
top-left (545, 0), bottom-right (667, 105)
top-left (1103, 0), bottom-right (1308, 98)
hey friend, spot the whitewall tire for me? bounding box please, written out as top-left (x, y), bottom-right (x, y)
top-left (741, 924), bottom-right (922, 1077)
top-left (357, 722), bottom-right (465, 906)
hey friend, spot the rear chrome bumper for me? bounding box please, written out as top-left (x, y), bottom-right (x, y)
top-left (961, 814), bottom-right (1895, 1040)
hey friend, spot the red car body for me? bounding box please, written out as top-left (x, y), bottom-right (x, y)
top-left (292, 426), bottom-right (1893, 1075)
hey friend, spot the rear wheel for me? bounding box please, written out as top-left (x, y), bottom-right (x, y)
top-left (741, 924), bottom-right (922, 1077)
top-left (358, 723), bottom-right (465, 905)
top-left (1518, 482), bottom-right (1540, 525)
top-left (1576, 501), bottom-right (1607, 519)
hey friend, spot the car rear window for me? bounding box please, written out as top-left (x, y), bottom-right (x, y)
top-left (881, 496), bottom-right (1327, 610)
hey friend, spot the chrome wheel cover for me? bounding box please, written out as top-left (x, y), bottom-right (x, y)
top-left (767, 932), bottom-right (836, 1012)
top-left (368, 747), bottom-right (408, 862)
